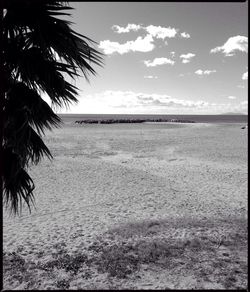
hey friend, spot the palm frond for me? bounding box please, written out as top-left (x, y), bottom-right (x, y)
top-left (3, 0), bottom-right (104, 79)
top-left (8, 47), bottom-right (80, 106)
top-left (2, 0), bottom-right (104, 215)
top-left (3, 148), bottom-right (35, 215)
top-left (5, 82), bottom-right (61, 134)
top-left (4, 115), bottom-right (53, 165)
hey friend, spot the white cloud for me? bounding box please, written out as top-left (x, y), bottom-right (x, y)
top-left (242, 71), bottom-right (248, 80)
top-left (195, 69), bottom-right (216, 75)
top-left (170, 51), bottom-right (175, 57)
top-left (88, 90), bottom-right (212, 111)
top-left (144, 75), bottom-right (158, 79)
top-left (204, 70), bottom-right (216, 75)
top-left (99, 34), bottom-right (155, 55)
top-left (195, 70), bottom-right (203, 75)
top-left (111, 23), bottom-right (178, 40)
top-left (80, 90), bottom-right (248, 114)
top-left (112, 24), bottom-right (141, 33)
top-left (180, 32), bottom-right (191, 38)
top-left (227, 96), bottom-right (237, 100)
top-left (210, 35), bottom-right (248, 56)
top-left (180, 53), bottom-right (195, 63)
top-left (144, 57), bottom-right (175, 67)
top-left (240, 100), bottom-right (248, 106)
top-left (101, 24), bottom-right (191, 56)
top-left (145, 25), bottom-right (178, 39)
top-left (57, 90), bottom-right (248, 115)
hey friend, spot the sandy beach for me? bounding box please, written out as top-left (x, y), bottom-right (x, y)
top-left (3, 122), bottom-right (248, 290)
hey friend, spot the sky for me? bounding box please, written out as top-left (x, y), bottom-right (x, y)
top-left (53, 1), bottom-right (248, 115)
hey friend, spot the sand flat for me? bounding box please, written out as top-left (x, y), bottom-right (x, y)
top-left (3, 123), bottom-right (248, 289)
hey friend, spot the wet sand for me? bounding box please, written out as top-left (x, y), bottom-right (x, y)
top-left (3, 122), bottom-right (248, 289)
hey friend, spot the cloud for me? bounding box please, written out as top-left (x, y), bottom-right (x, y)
top-left (99, 34), bottom-right (155, 55)
top-left (112, 23), bottom-right (179, 40)
top-left (240, 100), bottom-right (248, 106)
top-left (136, 94), bottom-right (154, 101)
top-left (144, 75), bottom-right (158, 79)
top-left (145, 25), bottom-right (178, 39)
top-left (195, 69), bottom-right (216, 75)
top-left (195, 70), bottom-right (203, 75)
top-left (112, 24), bottom-right (141, 33)
top-left (180, 32), bottom-right (191, 38)
top-left (58, 90), bottom-right (248, 115)
top-left (242, 71), bottom-right (248, 80)
top-left (227, 96), bottom-right (237, 100)
top-left (170, 51), bottom-right (175, 57)
top-left (97, 90), bottom-right (211, 110)
top-left (101, 24), bottom-right (191, 56)
top-left (180, 53), bottom-right (195, 64)
top-left (210, 35), bottom-right (248, 56)
top-left (144, 57), bottom-right (175, 67)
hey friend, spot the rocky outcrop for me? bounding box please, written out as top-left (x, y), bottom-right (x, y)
top-left (75, 118), bottom-right (196, 124)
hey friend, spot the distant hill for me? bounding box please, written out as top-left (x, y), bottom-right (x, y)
top-left (219, 112), bottom-right (247, 115)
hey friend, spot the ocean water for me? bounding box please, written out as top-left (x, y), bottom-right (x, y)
top-left (59, 114), bottom-right (248, 124)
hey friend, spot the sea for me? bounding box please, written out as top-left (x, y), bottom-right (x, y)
top-left (59, 114), bottom-right (248, 124)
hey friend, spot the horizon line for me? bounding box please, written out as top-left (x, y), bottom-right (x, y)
top-left (57, 113), bottom-right (248, 116)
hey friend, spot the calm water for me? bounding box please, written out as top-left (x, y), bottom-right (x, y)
top-left (59, 114), bottom-right (248, 124)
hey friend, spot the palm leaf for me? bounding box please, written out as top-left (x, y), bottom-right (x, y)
top-left (3, 0), bottom-right (104, 78)
top-left (5, 82), bottom-right (61, 134)
top-left (4, 118), bottom-right (53, 165)
top-left (2, 0), bottom-right (104, 215)
top-left (3, 148), bottom-right (35, 215)
top-left (6, 46), bottom-right (80, 106)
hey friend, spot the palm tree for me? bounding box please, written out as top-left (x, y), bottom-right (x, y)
top-left (1, 0), bottom-right (103, 214)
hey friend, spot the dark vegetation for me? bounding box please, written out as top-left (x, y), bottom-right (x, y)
top-left (3, 218), bottom-right (247, 289)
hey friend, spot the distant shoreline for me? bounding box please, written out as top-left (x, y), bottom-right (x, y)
top-left (59, 114), bottom-right (248, 124)
top-left (75, 118), bottom-right (196, 124)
